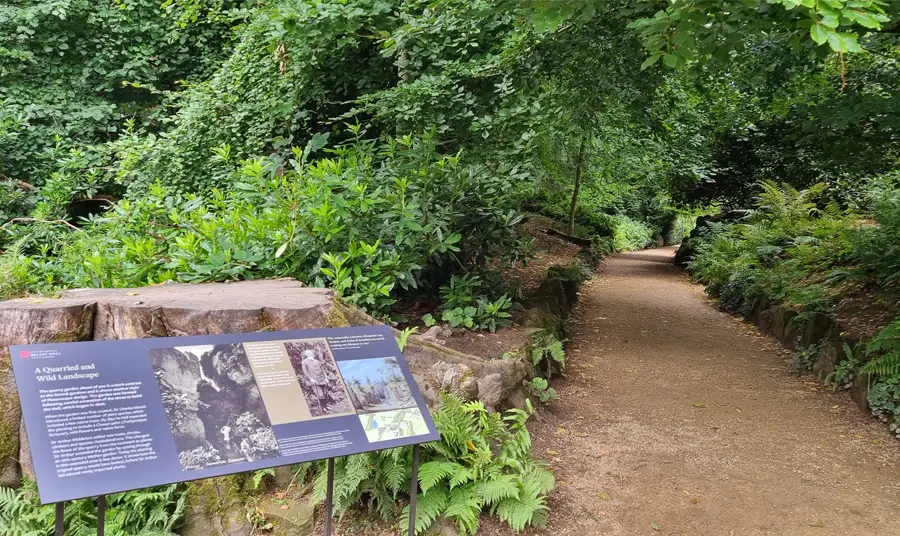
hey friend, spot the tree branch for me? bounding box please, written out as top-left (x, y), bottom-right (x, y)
top-left (8, 218), bottom-right (83, 232)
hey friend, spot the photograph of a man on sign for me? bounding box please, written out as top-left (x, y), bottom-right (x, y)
top-left (284, 338), bottom-right (353, 417)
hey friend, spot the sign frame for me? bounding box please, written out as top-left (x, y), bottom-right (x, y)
top-left (9, 325), bottom-right (438, 536)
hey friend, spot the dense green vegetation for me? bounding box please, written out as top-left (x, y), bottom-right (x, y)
top-left (3, 0), bottom-right (900, 533)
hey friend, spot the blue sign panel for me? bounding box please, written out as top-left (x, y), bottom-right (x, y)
top-left (10, 326), bottom-right (439, 504)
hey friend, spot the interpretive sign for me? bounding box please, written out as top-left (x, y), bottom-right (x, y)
top-left (10, 325), bottom-right (438, 505)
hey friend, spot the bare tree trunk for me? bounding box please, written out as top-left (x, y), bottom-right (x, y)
top-left (567, 137), bottom-right (587, 235)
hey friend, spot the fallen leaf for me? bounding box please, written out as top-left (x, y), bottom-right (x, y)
top-left (692, 403), bottom-right (707, 408)
top-left (29, 299), bottom-right (44, 304)
top-left (650, 522), bottom-right (660, 531)
top-left (809, 523), bottom-right (825, 528)
top-left (125, 292), bottom-right (139, 296)
top-left (690, 497), bottom-right (698, 504)
top-left (547, 449), bottom-right (559, 456)
top-left (598, 491), bottom-right (612, 501)
top-left (556, 427), bottom-right (567, 435)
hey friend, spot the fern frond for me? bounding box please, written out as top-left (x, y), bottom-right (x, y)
top-left (418, 461), bottom-right (463, 493)
top-left (864, 320), bottom-right (900, 376)
top-left (494, 483), bottom-right (549, 532)
top-left (401, 488), bottom-right (448, 535)
top-left (444, 484), bottom-right (482, 535)
top-left (475, 475), bottom-right (520, 505)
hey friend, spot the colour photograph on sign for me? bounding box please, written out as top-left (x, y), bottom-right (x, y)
top-left (9, 326), bottom-right (439, 504)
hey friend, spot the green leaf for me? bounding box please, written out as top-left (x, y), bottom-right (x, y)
top-left (640, 53), bottom-right (662, 70)
top-left (810, 24), bottom-right (828, 45)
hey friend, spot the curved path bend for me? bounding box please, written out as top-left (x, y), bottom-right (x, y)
top-left (526, 247), bottom-right (900, 536)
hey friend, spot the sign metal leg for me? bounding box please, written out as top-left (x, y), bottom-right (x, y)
top-left (55, 502), bottom-right (64, 536)
top-left (98, 495), bottom-right (106, 536)
top-left (324, 457), bottom-right (335, 536)
top-left (409, 444), bottom-right (420, 536)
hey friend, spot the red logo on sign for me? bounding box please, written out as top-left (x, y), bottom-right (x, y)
top-left (19, 351), bottom-right (30, 358)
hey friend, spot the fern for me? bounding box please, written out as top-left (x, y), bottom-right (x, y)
top-left (443, 484), bottom-right (482, 535)
top-left (0, 482), bottom-right (183, 536)
top-left (475, 475), bottom-right (520, 505)
top-left (401, 488), bottom-right (448, 535)
top-left (315, 393), bottom-right (555, 535)
top-left (864, 319), bottom-right (900, 377)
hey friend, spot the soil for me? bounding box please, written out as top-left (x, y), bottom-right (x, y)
top-left (503, 215), bottom-right (584, 295)
top-left (442, 325), bottom-right (531, 360)
top-left (483, 246), bottom-right (900, 536)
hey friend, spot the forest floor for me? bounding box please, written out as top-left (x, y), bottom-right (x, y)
top-left (485, 247), bottom-right (900, 536)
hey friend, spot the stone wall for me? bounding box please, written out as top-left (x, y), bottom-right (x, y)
top-left (744, 299), bottom-right (870, 412)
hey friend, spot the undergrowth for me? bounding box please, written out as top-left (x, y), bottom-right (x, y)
top-left (306, 394), bottom-right (553, 535)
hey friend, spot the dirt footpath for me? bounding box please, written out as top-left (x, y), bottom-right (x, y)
top-left (525, 247), bottom-right (900, 536)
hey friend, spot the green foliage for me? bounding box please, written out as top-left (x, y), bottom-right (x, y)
top-left (632, 0), bottom-right (892, 69)
top-left (0, 0), bottom-right (236, 185)
top-left (789, 343), bottom-right (822, 373)
top-left (854, 186), bottom-right (900, 287)
top-left (530, 331), bottom-right (566, 379)
top-left (438, 296), bottom-right (514, 333)
top-left (2, 134), bottom-right (525, 316)
top-left (316, 395), bottom-right (553, 535)
top-left (0, 481), bottom-right (184, 536)
top-left (523, 377), bottom-right (557, 404)
top-left (825, 344), bottom-right (859, 391)
top-left (612, 215), bottom-right (656, 252)
top-left (867, 375), bottom-right (900, 437)
top-left (688, 181), bottom-right (858, 313)
top-left (430, 272), bottom-right (515, 332)
top-left (863, 320), bottom-right (900, 377)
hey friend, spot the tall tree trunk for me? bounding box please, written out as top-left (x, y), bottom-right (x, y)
top-left (568, 137), bottom-right (587, 235)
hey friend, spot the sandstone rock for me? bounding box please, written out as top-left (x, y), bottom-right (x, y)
top-left (259, 497), bottom-right (314, 535)
top-left (181, 477), bottom-right (253, 536)
top-left (271, 466), bottom-right (295, 489)
top-left (772, 306), bottom-right (799, 343)
top-left (801, 312), bottom-right (832, 348)
top-left (433, 363), bottom-right (479, 402)
top-left (477, 374), bottom-right (504, 412)
top-left (757, 307), bottom-right (776, 334)
top-left (850, 371), bottom-right (872, 413)
top-left (429, 517), bottom-right (460, 536)
top-left (813, 341), bottom-right (842, 379)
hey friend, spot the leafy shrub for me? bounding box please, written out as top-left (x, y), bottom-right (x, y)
top-left (523, 377), bottom-right (557, 404)
top-left (855, 186), bottom-right (900, 287)
top-left (867, 376), bottom-right (900, 438)
top-left (612, 215), bottom-right (655, 251)
top-left (311, 394), bottom-right (553, 535)
top-left (863, 319), bottom-right (900, 377)
top-left (426, 295), bottom-right (514, 333)
top-left (529, 331), bottom-right (566, 379)
top-left (2, 134), bottom-right (525, 316)
top-left (789, 343), bottom-right (821, 373)
top-left (825, 344), bottom-right (859, 392)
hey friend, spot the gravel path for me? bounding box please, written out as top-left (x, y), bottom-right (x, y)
top-left (524, 247), bottom-right (900, 536)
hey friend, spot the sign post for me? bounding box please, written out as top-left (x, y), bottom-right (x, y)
top-left (11, 326), bottom-right (438, 535)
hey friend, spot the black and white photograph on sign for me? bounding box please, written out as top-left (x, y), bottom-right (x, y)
top-left (284, 338), bottom-right (354, 417)
top-left (337, 357), bottom-right (416, 413)
top-left (149, 343), bottom-right (280, 471)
